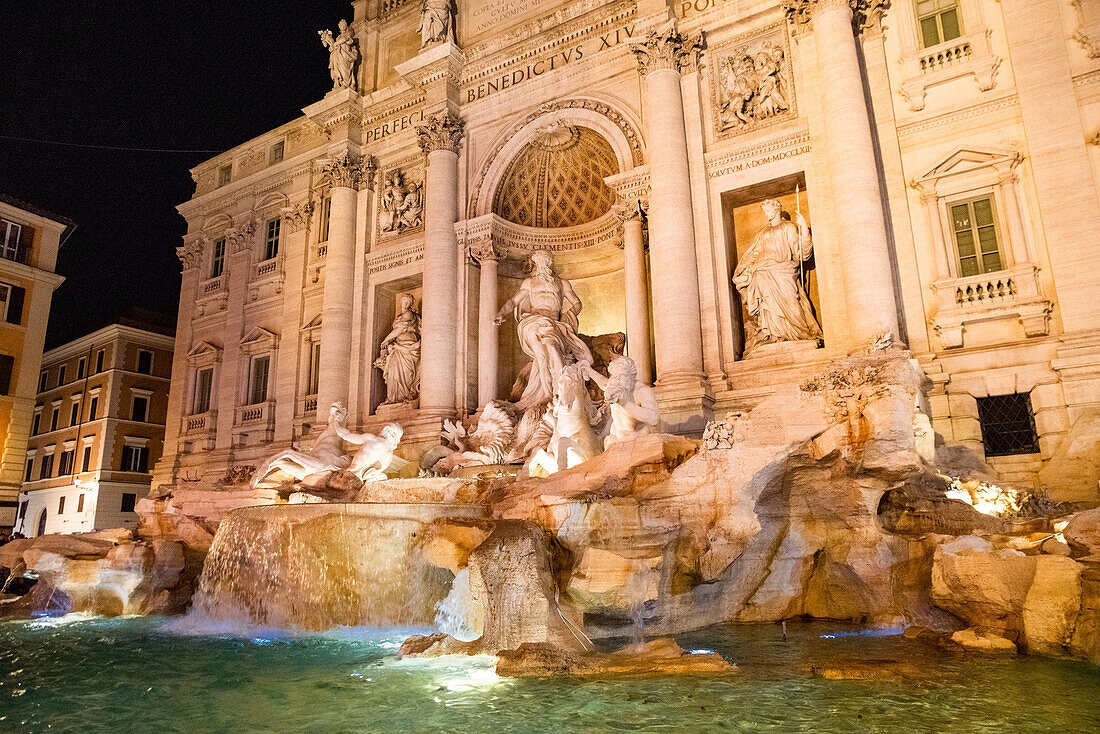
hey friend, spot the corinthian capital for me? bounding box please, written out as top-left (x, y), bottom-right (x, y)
top-left (225, 222), bottom-right (256, 253)
top-left (321, 152), bottom-right (374, 189)
top-left (416, 112), bottom-right (465, 154)
top-left (176, 238), bottom-right (205, 271)
top-left (467, 237), bottom-right (500, 264)
top-left (612, 198), bottom-right (648, 224)
top-left (627, 23), bottom-right (704, 77)
top-left (281, 202), bottom-right (315, 233)
top-left (783, 0), bottom-right (891, 34)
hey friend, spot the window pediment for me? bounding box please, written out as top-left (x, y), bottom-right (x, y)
top-left (240, 326), bottom-right (278, 353)
top-left (186, 341), bottom-right (222, 365)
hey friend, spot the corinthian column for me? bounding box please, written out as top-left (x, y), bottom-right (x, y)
top-left (628, 25), bottom-right (705, 386)
top-left (613, 199), bottom-right (652, 384)
top-left (786, 0), bottom-right (899, 345)
top-left (416, 112), bottom-right (465, 416)
top-left (317, 151), bottom-right (371, 417)
top-left (469, 239), bottom-right (500, 407)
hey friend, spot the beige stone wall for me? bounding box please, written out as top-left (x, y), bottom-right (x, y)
top-left (158, 0), bottom-right (1100, 500)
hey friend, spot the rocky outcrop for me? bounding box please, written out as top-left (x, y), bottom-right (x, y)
top-left (136, 482), bottom-right (281, 550)
top-left (0, 531), bottom-right (194, 617)
top-left (1065, 508), bottom-right (1100, 558)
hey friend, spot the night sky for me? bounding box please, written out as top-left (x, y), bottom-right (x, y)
top-left (0, 1), bottom-right (350, 348)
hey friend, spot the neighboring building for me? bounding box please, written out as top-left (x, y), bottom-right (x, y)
top-left (0, 195), bottom-right (71, 531)
top-left (15, 322), bottom-right (174, 536)
top-left (157, 0), bottom-right (1100, 502)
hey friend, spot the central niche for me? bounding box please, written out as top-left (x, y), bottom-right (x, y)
top-left (492, 124), bottom-right (619, 228)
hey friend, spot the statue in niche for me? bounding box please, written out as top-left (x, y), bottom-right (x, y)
top-left (378, 170), bottom-right (424, 234)
top-left (583, 355), bottom-right (660, 449)
top-left (420, 0), bottom-right (455, 48)
top-left (717, 44), bottom-right (788, 130)
top-left (374, 293), bottom-right (421, 405)
top-left (319, 19), bottom-right (360, 92)
top-left (494, 251), bottom-right (592, 412)
top-left (732, 199), bottom-right (822, 356)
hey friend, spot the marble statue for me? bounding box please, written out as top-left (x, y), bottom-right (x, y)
top-left (428, 401), bottom-right (518, 474)
top-left (717, 44), bottom-right (788, 130)
top-left (494, 251), bottom-right (593, 411)
top-left (319, 19), bottom-right (360, 92)
top-left (732, 199), bottom-right (822, 356)
top-left (374, 293), bottom-right (421, 405)
top-left (583, 355), bottom-right (660, 449)
top-left (420, 0), bottom-right (454, 47)
top-left (527, 363), bottom-right (602, 476)
top-left (378, 170), bottom-right (423, 234)
top-left (251, 403), bottom-right (352, 488)
top-left (337, 423), bottom-right (404, 483)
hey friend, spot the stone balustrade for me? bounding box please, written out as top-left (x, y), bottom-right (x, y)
top-left (931, 263), bottom-right (1052, 348)
top-left (919, 39), bottom-right (973, 73)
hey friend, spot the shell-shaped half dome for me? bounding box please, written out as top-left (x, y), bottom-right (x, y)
top-left (492, 124), bottom-right (619, 229)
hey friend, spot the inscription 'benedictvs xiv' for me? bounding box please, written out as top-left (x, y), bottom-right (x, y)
top-left (465, 25), bottom-right (635, 104)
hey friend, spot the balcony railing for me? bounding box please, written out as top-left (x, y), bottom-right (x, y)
top-left (236, 401), bottom-right (275, 426)
top-left (254, 258), bottom-right (279, 278)
top-left (201, 274), bottom-right (226, 295)
top-left (183, 410), bottom-right (217, 435)
top-left (931, 264), bottom-right (1051, 348)
top-left (919, 39), bottom-right (972, 73)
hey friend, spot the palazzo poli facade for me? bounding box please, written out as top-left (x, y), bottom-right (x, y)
top-left (158, 0), bottom-right (1100, 501)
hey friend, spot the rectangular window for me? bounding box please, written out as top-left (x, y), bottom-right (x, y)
top-left (77, 494), bottom-right (85, 512)
top-left (50, 407), bottom-right (59, 431)
top-left (38, 371), bottom-right (48, 392)
top-left (916, 0), bottom-right (962, 48)
top-left (69, 401), bottom-right (79, 426)
top-left (264, 219), bottom-right (281, 261)
top-left (120, 447), bottom-right (148, 473)
top-left (0, 353), bottom-right (12, 395)
top-left (32, 411), bottom-right (41, 435)
top-left (951, 196), bottom-right (1003, 277)
top-left (249, 355), bottom-right (270, 405)
top-left (218, 165), bottom-right (232, 187)
top-left (95, 349), bottom-right (104, 373)
top-left (58, 496), bottom-right (65, 514)
top-left (132, 395), bottom-right (149, 422)
top-left (24, 458), bottom-right (33, 482)
top-left (308, 342), bottom-right (321, 395)
top-left (1, 218), bottom-right (29, 263)
top-left (0, 282), bottom-right (24, 325)
top-left (270, 141), bottom-right (284, 164)
top-left (89, 396), bottom-right (98, 420)
top-left (82, 445), bottom-right (92, 472)
top-left (195, 368), bottom-right (213, 413)
top-left (137, 349), bottom-right (153, 374)
top-left (319, 196), bottom-right (332, 242)
top-left (77, 356), bottom-right (86, 379)
top-left (211, 237), bottom-right (226, 278)
top-left (39, 454), bottom-right (53, 479)
top-left (58, 450), bottom-right (74, 476)
top-left (977, 393), bottom-right (1040, 457)
top-left (121, 493), bottom-right (137, 512)
top-left (57, 364), bottom-right (66, 386)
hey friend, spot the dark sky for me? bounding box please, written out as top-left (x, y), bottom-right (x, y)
top-left (0, 1), bottom-right (349, 348)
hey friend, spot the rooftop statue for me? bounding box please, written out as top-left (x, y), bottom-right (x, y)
top-left (494, 251), bottom-right (593, 412)
top-left (732, 198), bottom-right (822, 356)
top-left (319, 19), bottom-right (360, 92)
top-left (420, 0), bottom-right (455, 48)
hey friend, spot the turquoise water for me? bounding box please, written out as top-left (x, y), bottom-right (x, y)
top-left (2, 616), bottom-right (1099, 733)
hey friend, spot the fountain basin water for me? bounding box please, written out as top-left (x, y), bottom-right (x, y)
top-left (191, 502), bottom-right (487, 630)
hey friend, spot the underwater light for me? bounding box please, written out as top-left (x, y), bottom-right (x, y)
top-left (688, 648), bottom-right (716, 655)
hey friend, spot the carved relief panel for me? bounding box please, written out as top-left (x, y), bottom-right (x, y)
top-left (709, 24), bottom-right (797, 139)
top-left (377, 164), bottom-right (425, 241)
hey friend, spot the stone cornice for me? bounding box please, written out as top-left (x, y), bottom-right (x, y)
top-left (416, 112), bottom-right (465, 154)
top-left (895, 94), bottom-right (1019, 139)
top-left (302, 88), bottom-right (366, 134)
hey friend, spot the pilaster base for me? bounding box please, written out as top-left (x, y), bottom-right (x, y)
top-left (654, 377), bottom-right (715, 437)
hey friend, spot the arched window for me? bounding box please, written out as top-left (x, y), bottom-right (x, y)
top-left (35, 508), bottom-right (47, 537)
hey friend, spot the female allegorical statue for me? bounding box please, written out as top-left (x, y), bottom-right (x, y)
top-left (375, 293), bottom-right (421, 405)
top-left (420, 0), bottom-right (455, 47)
top-left (732, 198), bottom-right (822, 356)
top-left (319, 19), bottom-right (360, 91)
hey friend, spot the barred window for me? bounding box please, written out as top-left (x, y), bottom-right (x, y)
top-left (977, 393), bottom-right (1039, 457)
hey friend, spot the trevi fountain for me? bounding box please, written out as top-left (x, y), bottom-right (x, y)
top-left (4, 0), bottom-right (1100, 731)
